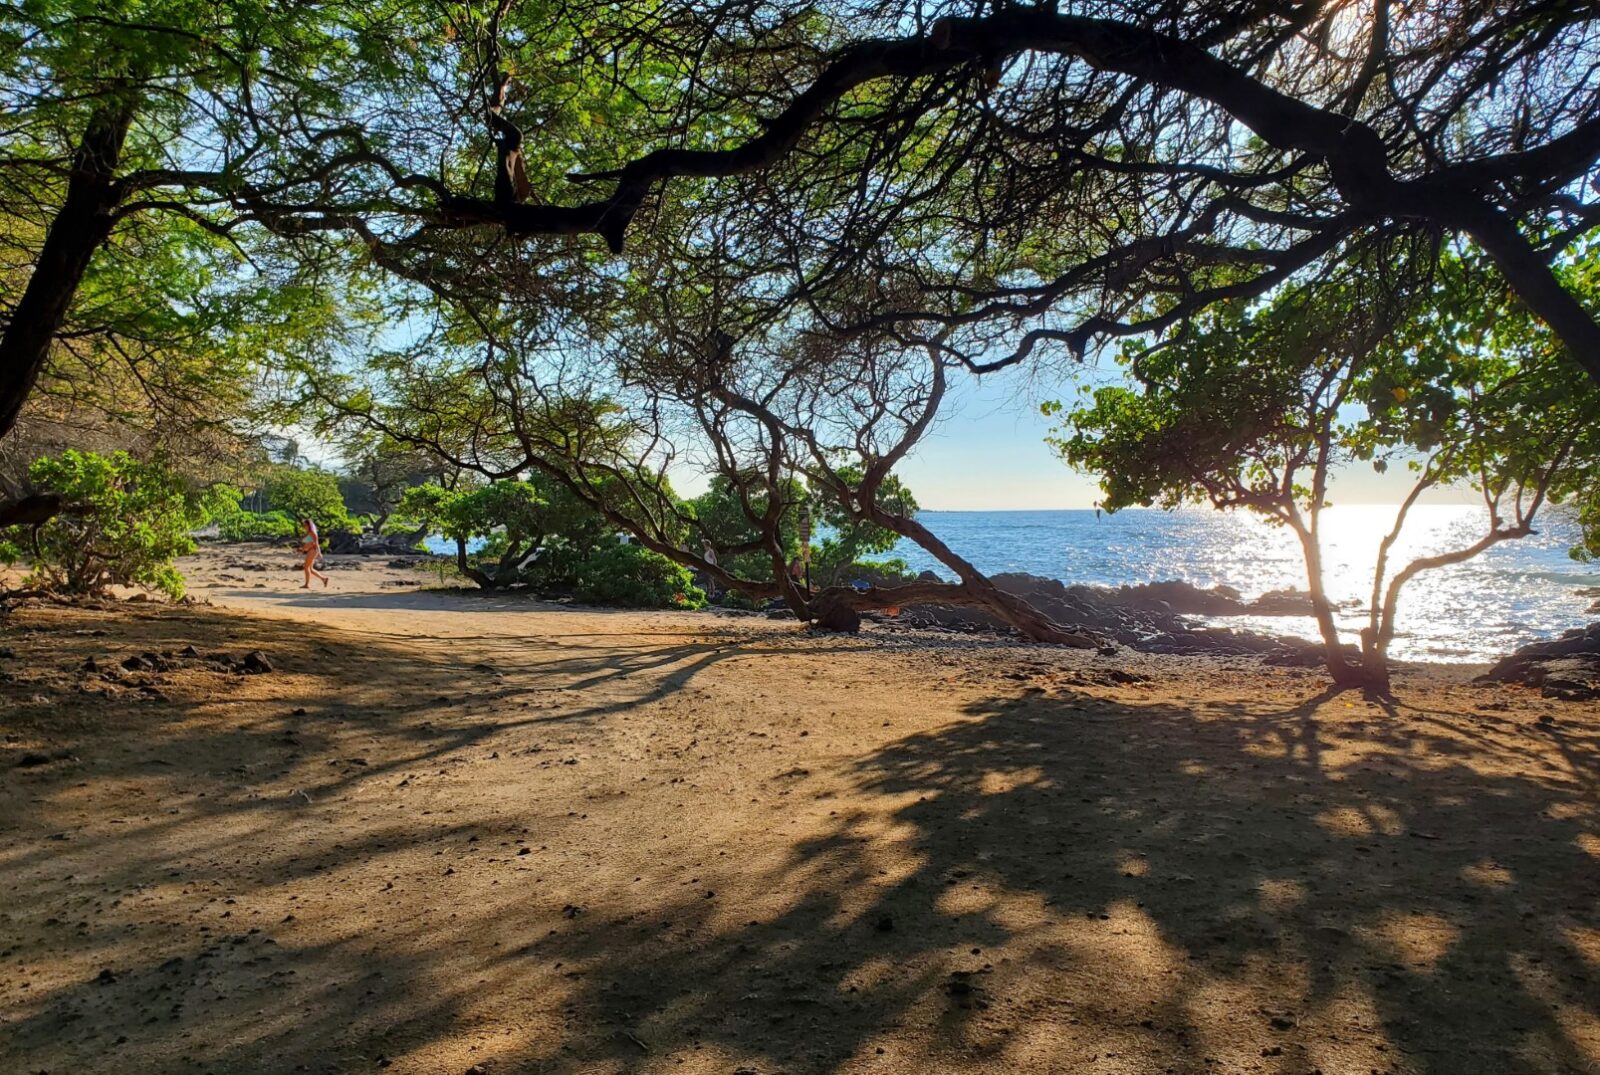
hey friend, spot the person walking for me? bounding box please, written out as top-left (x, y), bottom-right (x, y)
top-left (297, 517), bottom-right (330, 589)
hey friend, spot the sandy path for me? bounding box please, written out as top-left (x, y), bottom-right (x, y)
top-left (2, 549), bottom-right (1597, 1074)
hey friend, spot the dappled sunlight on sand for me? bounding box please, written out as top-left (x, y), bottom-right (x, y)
top-left (2, 593), bottom-right (1597, 1074)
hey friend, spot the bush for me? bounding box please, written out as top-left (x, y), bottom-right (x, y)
top-left (262, 467), bottom-right (356, 531)
top-left (400, 478), bottom-right (616, 589)
top-left (215, 509), bottom-right (298, 542)
top-left (1, 450), bottom-right (227, 599)
top-left (836, 557), bottom-right (915, 586)
top-left (574, 543), bottom-right (705, 609)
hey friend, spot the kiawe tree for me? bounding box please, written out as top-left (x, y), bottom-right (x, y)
top-left (13, 0), bottom-right (1600, 451)
top-left (1052, 247), bottom-right (1600, 690)
top-left (8, 1), bottom-right (1600, 650)
top-left (0, 2), bottom-right (399, 435)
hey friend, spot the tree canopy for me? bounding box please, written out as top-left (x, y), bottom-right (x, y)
top-left (1050, 244), bottom-right (1600, 685)
top-left (9, 0), bottom-right (1600, 452)
top-left (5, 0), bottom-right (1600, 658)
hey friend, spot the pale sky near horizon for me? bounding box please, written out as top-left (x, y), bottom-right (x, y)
top-left (890, 363), bottom-right (1483, 512)
top-left (292, 357), bottom-right (1485, 511)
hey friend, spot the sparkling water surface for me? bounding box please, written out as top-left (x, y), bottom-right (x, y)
top-left (887, 506), bottom-right (1596, 663)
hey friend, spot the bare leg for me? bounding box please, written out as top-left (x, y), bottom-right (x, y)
top-left (302, 553), bottom-right (328, 588)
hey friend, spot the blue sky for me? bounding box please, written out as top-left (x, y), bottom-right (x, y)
top-left (897, 365), bottom-right (1481, 511)
top-left (295, 349), bottom-right (1481, 511)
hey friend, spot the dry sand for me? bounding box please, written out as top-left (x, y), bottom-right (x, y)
top-left (1, 545), bottom-right (1597, 1075)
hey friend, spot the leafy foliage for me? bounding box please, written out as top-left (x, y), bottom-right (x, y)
top-left (1, 450), bottom-right (227, 599)
top-left (573, 543), bottom-right (705, 610)
top-left (1048, 246), bottom-right (1600, 684)
top-left (399, 476), bottom-right (613, 589)
top-left (262, 468), bottom-right (356, 532)
top-left (808, 468), bottom-right (918, 586)
top-left (688, 474), bottom-right (806, 584)
top-left (215, 508), bottom-right (298, 543)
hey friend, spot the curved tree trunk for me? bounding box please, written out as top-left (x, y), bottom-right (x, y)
top-left (1289, 515), bottom-right (1386, 691)
top-left (852, 507), bottom-right (1103, 647)
top-left (455, 535), bottom-right (493, 588)
top-left (807, 580), bottom-right (1103, 649)
top-left (0, 103), bottom-right (136, 438)
top-left (0, 493), bottom-right (65, 529)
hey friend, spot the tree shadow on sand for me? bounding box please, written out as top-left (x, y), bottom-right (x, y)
top-left (524, 688), bottom-right (1600, 1074)
top-left (3, 604), bottom-right (1596, 1074)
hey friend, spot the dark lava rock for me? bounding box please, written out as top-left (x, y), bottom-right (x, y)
top-left (239, 650), bottom-right (274, 675)
top-left (896, 572), bottom-right (1315, 657)
top-left (811, 600), bottom-right (862, 633)
top-left (1099, 578), bottom-right (1246, 616)
top-left (1478, 623), bottom-right (1600, 700)
top-left (1245, 588), bottom-right (1317, 615)
top-left (16, 752), bottom-right (50, 768)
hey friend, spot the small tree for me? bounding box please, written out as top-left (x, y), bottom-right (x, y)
top-left (1, 450), bottom-right (227, 599)
top-left (340, 436), bottom-right (443, 531)
top-left (687, 473), bottom-right (806, 588)
top-left (808, 467), bottom-right (918, 587)
top-left (1051, 250), bottom-right (1600, 691)
top-left (400, 477), bottom-right (612, 590)
top-left (262, 467), bottom-right (356, 532)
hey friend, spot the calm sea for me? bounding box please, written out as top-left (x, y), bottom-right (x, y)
top-left (886, 506), bottom-right (1597, 663)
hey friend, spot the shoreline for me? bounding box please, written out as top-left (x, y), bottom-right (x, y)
top-left (181, 540), bottom-right (1522, 671)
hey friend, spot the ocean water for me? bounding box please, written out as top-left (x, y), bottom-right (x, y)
top-left (885, 506), bottom-right (1598, 663)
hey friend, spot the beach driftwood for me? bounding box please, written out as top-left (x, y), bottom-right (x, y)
top-left (808, 580), bottom-right (1104, 649)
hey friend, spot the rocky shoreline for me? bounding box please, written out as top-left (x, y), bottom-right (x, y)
top-left (881, 572), bottom-right (1333, 661)
top-left (191, 543), bottom-right (1596, 680)
top-left (1477, 622), bottom-right (1600, 700)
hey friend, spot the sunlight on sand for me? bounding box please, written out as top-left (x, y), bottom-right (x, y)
top-left (1313, 803), bottom-right (1404, 837)
top-left (1369, 910), bottom-right (1461, 970)
top-left (1461, 859), bottom-right (1516, 887)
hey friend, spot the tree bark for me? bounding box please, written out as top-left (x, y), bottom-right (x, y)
top-left (1449, 199), bottom-right (1600, 387)
top-left (0, 493), bottom-right (65, 529)
top-left (0, 102), bottom-right (136, 438)
top-left (454, 535), bottom-right (492, 588)
top-left (807, 579), bottom-right (1103, 648)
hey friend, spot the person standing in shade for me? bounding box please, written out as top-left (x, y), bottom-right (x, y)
top-left (702, 544), bottom-right (719, 599)
top-left (788, 554), bottom-right (808, 595)
top-left (298, 517), bottom-right (329, 589)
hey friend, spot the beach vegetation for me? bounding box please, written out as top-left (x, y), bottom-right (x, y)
top-left (0, 449), bottom-right (230, 600)
top-left (573, 543), bottom-right (706, 611)
top-left (1051, 248), bottom-right (1600, 690)
top-left (214, 509), bottom-right (299, 544)
top-left (398, 476), bottom-right (619, 593)
top-left (260, 468), bottom-right (357, 534)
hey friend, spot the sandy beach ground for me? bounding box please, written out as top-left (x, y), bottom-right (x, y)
top-left (2, 544), bottom-right (1597, 1075)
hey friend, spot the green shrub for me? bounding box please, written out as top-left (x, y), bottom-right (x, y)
top-left (215, 509), bottom-right (298, 542)
top-left (1, 450), bottom-right (227, 599)
top-left (262, 467), bottom-right (356, 531)
top-left (574, 543), bottom-right (705, 609)
top-left (400, 478), bottom-right (615, 589)
top-left (836, 557), bottom-right (915, 586)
